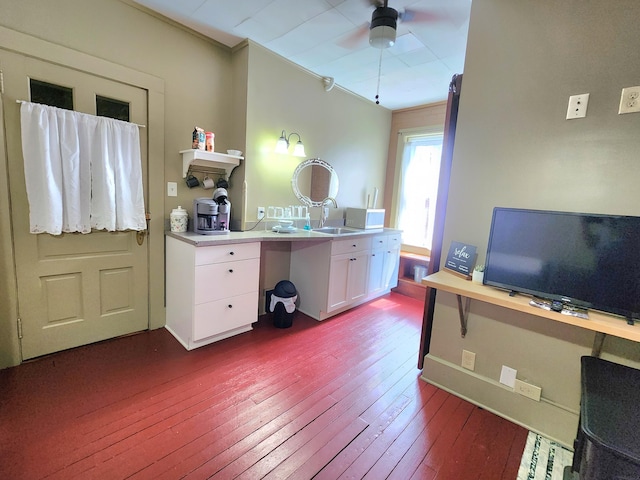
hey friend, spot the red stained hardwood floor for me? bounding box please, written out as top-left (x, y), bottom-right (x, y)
top-left (0, 293), bottom-right (527, 479)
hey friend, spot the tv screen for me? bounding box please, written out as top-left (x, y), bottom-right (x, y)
top-left (484, 208), bottom-right (640, 321)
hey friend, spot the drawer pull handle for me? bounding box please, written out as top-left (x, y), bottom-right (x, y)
top-left (352, 244), bottom-right (357, 248)
top-left (229, 251), bottom-right (235, 255)
top-left (228, 269), bottom-right (234, 273)
top-left (228, 304), bottom-right (233, 309)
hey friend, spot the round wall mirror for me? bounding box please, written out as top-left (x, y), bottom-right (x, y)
top-left (291, 158), bottom-right (339, 207)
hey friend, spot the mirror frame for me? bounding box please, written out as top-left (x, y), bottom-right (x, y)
top-left (291, 158), bottom-right (339, 207)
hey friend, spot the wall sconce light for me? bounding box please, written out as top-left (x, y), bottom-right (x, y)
top-left (275, 130), bottom-right (306, 157)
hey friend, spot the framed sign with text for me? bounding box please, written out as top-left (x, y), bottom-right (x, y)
top-left (444, 241), bottom-right (477, 278)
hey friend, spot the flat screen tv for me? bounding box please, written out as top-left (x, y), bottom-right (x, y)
top-left (484, 208), bottom-right (640, 322)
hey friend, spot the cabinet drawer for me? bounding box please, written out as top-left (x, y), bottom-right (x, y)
top-left (193, 291), bottom-right (258, 341)
top-left (195, 258), bottom-right (259, 304)
top-left (331, 236), bottom-right (372, 255)
top-left (387, 234), bottom-right (401, 250)
top-left (195, 242), bottom-right (260, 266)
top-left (371, 234), bottom-right (388, 250)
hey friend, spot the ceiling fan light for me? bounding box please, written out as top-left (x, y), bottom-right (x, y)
top-left (369, 25), bottom-right (396, 49)
top-left (369, 6), bottom-right (398, 49)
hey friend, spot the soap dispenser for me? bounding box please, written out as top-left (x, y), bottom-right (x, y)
top-left (304, 213), bottom-right (311, 231)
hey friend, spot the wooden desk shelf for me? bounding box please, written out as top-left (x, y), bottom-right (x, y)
top-left (422, 270), bottom-right (640, 355)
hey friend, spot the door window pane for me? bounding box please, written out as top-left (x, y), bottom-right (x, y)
top-left (96, 95), bottom-right (129, 122)
top-left (29, 79), bottom-right (73, 110)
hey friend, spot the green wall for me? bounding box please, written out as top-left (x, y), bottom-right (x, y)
top-left (423, 0), bottom-right (640, 446)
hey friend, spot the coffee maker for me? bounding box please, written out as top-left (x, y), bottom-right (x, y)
top-left (193, 198), bottom-right (219, 235)
top-left (193, 188), bottom-right (231, 235)
top-left (212, 187), bottom-right (230, 231)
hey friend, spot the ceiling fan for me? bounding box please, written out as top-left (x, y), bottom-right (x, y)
top-left (366, 0), bottom-right (443, 49)
top-left (336, 1), bottom-right (443, 104)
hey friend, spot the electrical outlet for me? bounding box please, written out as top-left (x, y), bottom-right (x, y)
top-left (566, 93), bottom-right (589, 119)
top-left (461, 350), bottom-right (476, 371)
top-left (257, 207), bottom-right (265, 220)
top-left (167, 182), bottom-right (177, 197)
top-left (618, 86), bottom-right (640, 114)
top-left (514, 379), bottom-right (542, 401)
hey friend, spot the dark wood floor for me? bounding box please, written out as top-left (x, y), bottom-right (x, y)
top-left (0, 293), bottom-right (527, 479)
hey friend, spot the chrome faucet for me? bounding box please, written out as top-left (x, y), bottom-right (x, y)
top-left (319, 197), bottom-right (338, 228)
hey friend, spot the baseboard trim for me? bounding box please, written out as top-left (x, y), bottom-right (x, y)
top-left (421, 354), bottom-right (577, 448)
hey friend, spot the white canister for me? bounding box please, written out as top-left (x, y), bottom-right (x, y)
top-left (170, 206), bottom-right (188, 233)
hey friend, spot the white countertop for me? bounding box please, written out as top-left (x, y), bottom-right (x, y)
top-left (166, 227), bottom-right (401, 246)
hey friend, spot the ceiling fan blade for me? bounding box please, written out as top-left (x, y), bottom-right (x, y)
top-left (337, 22), bottom-right (370, 49)
top-left (399, 8), bottom-right (443, 24)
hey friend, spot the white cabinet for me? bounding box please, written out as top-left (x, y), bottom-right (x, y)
top-left (326, 236), bottom-right (372, 312)
top-left (382, 232), bottom-right (401, 291)
top-left (290, 232), bottom-right (400, 321)
top-left (328, 250), bottom-right (370, 312)
top-left (166, 236), bottom-right (260, 350)
top-left (368, 234), bottom-right (388, 296)
top-left (368, 232), bottom-right (401, 295)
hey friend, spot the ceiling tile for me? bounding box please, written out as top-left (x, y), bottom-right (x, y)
top-left (132, 0), bottom-right (471, 109)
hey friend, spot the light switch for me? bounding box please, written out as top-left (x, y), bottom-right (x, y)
top-left (167, 182), bottom-right (177, 197)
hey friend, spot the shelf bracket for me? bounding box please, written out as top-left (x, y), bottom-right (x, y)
top-left (456, 294), bottom-right (471, 338)
top-left (591, 332), bottom-right (606, 357)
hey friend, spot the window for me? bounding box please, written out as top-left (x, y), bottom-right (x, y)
top-left (96, 95), bottom-right (130, 122)
top-left (29, 79), bottom-right (73, 110)
top-left (396, 130), bottom-right (443, 254)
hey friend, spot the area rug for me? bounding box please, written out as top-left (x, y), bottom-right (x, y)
top-left (517, 431), bottom-right (574, 480)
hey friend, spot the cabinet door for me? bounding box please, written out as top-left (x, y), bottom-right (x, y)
top-left (327, 253), bottom-right (351, 312)
top-left (349, 251), bottom-right (370, 303)
top-left (383, 247), bottom-right (400, 290)
top-left (368, 249), bottom-right (385, 296)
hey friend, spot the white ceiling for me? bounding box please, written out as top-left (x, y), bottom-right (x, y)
top-left (132, 0), bottom-right (471, 110)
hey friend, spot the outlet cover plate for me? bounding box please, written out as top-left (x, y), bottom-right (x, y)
top-left (566, 93), bottom-right (589, 119)
top-left (515, 379), bottom-right (542, 401)
top-left (619, 86), bottom-right (640, 114)
top-left (461, 350), bottom-right (476, 371)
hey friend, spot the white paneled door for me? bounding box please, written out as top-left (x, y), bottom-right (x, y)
top-left (1, 50), bottom-right (149, 360)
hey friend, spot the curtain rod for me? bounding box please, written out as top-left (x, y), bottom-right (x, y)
top-left (16, 100), bottom-right (146, 128)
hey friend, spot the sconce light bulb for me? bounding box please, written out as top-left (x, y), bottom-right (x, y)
top-left (293, 141), bottom-right (306, 157)
top-left (275, 135), bottom-right (289, 154)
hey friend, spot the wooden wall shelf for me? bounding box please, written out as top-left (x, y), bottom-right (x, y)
top-left (422, 270), bottom-right (640, 355)
top-left (180, 149), bottom-right (243, 178)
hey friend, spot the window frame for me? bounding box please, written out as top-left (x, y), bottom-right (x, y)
top-left (391, 126), bottom-right (444, 257)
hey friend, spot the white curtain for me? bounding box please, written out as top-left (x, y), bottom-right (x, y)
top-left (20, 102), bottom-right (146, 235)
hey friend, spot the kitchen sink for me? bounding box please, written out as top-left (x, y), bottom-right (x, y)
top-left (312, 227), bottom-right (360, 235)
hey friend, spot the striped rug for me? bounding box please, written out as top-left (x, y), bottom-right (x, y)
top-left (517, 431), bottom-right (574, 480)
